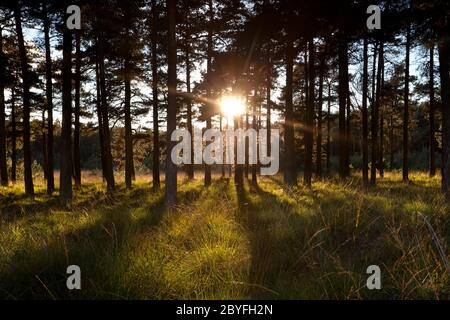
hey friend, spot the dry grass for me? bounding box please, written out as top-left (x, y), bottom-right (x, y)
top-left (0, 171), bottom-right (449, 299)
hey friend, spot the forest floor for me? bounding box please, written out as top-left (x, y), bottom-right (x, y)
top-left (0, 171), bottom-right (449, 299)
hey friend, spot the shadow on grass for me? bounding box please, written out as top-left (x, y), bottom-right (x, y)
top-left (234, 181), bottom-right (314, 299)
top-left (0, 183), bottom-right (204, 299)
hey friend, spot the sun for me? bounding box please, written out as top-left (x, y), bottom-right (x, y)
top-left (220, 96), bottom-right (246, 118)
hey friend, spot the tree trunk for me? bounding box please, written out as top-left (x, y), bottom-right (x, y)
top-left (429, 44), bottom-right (436, 177)
top-left (0, 27), bottom-right (7, 186)
top-left (95, 61), bottom-right (106, 181)
top-left (11, 88), bottom-right (16, 183)
top-left (252, 88), bottom-right (258, 185)
top-left (165, 0), bottom-right (178, 207)
top-left (326, 81), bottom-right (331, 174)
top-left (123, 6), bottom-right (134, 190)
top-left (124, 58), bottom-right (134, 189)
top-left (14, 5), bottom-right (34, 196)
top-left (362, 36), bottom-right (369, 188)
top-left (204, 0), bottom-right (213, 187)
top-left (151, 0), bottom-right (160, 189)
top-left (371, 41), bottom-right (383, 186)
top-left (97, 33), bottom-right (115, 192)
top-left (60, 27), bottom-right (73, 205)
top-left (284, 36), bottom-right (297, 186)
top-left (43, 6), bottom-right (54, 194)
top-left (316, 48), bottom-right (325, 179)
top-left (73, 30), bottom-right (81, 188)
top-left (438, 28), bottom-right (450, 198)
top-left (379, 63), bottom-right (385, 178)
top-left (338, 33), bottom-right (349, 179)
top-left (42, 110), bottom-right (47, 181)
top-left (185, 40), bottom-right (194, 180)
top-left (266, 64), bottom-right (272, 159)
top-left (403, 23), bottom-right (410, 182)
top-left (304, 37), bottom-right (314, 187)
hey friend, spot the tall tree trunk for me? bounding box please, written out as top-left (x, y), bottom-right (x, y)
top-left (371, 41), bottom-right (383, 186)
top-left (245, 101), bottom-right (250, 179)
top-left (11, 88), bottom-right (16, 183)
top-left (60, 26), bottom-right (73, 205)
top-left (266, 63), bottom-right (272, 159)
top-left (389, 108), bottom-right (394, 169)
top-left (124, 58), bottom-right (134, 189)
top-left (379, 63), bottom-right (385, 178)
top-left (403, 23), bottom-right (410, 182)
top-left (304, 37), bottom-right (314, 187)
top-left (185, 40), bottom-right (194, 180)
top-left (73, 30), bottom-right (81, 188)
top-left (438, 27), bottom-right (450, 198)
top-left (204, 0), bottom-right (213, 187)
top-left (14, 5), bottom-right (34, 196)
top-left (338, 33), bottom-right (349, 179)
top-left (123, 6), bottom-right (134, 190)
top-left (95, 61), bottom-right (106, 181)
top-left (429, 43), bottom-right (436, 177)
top-left (234, 115), bottom-right (243, 186)
top-left (151, 0), bottom-right (160, 189)
top-left (284, 36), bottom-right (297, 186)
top-left (42, 110), bottom-right (47, 181)
top-left (97, 33), bottom-right (115, 192)
top-left (165, 0), bottom-right (178, 207)
top-left (0, 27), bottom-right (7, 186)
top-left (316, 49), bottom-right (325, 179)
top-left (43, 6), bottom-right (54, 194)
top-left (251, 88), bottom-right (258, 185)
top-left (326, 81), bottom-right (331, 174)
top-left (362, 36), bottom-right (369, 188)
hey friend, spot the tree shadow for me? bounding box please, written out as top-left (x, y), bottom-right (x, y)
top-left (0, 183), bottom-right (204, 299)
top-left (234, 181), bottom-right (312, 299)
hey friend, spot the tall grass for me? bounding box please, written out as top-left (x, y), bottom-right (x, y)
top-left (0, 172), bottom-right (449, 299)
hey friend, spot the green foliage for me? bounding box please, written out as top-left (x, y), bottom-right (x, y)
top-left (0, 172), bottom-right (449, 299)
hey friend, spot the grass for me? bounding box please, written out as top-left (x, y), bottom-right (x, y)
top-left (0, 171), bottom-right (449, 299)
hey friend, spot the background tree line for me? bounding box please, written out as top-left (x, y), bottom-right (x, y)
top-left (0, 0), bottom-right (449, 208)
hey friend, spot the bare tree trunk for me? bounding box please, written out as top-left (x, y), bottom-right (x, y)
top-left (42, 110), bottom-right (47, 181)
top-left (204, 0), bottom-right (213, 187)
top-left (429, 43), bottom-right (436, 177)
top-left (151, 0), bottom-right (160, 189)
top-left (371, 41), bottom-right (383, 186)
top-left (165, 0), bottom-right (178, 207)
top-left (60, 26), bottom-right (73, 205)
top-left (124, 58), bottom-right (134, 189)
top-left (284, 36), bottom-right (297, 186)
top-left (266, 64), bottom-right (272, 159)
top-left (97, 33), bottom-right (115, 192)
top-left (403, 23), bottom-right (410, 182)
top-left (43, 5), bottom-right (54, 194)
top-left (234, 115), bottom-right (243, 187)
top-left (338, 33), bottom-right (349, 179)
top-left (362, 36), bottom-right (369, 188)
top-left (0, 27), bottom-right (7, 186)
top-left (95, 61), bottom-right (106, 181)
top-left (304, 37), bottom-right (314, 187)
top-left (326, 81), bottom-right (331, 175)
top-left (14, 5), bottom-right (34, 196)
top-left (379, 63), bottom-right (385, 178)
top-left (185, 40), bottom-right (194, 180)
top-left (316, 48), bottom-right (325, 179)
top-left (73, 30), bottom-right (81, 188)
top-left (245, 100), bottom-right (249, 179)
top-left (252, 88), bottom-right (258, 185)
top-left (11, 88), bottom-right (16, 183)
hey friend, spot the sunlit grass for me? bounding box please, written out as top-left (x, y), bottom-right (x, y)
top-left (0, 171), bottom-right (449, 299)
